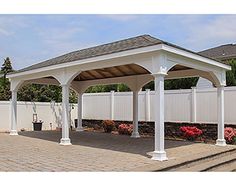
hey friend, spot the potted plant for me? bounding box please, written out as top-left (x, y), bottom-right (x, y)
top-left (32, 113), bottom-right (43, 131)
top-left (32, 119), bottom-right (43, 131)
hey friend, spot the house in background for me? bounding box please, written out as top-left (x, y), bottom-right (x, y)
top-left (197, 43), bottom-right (236, 88)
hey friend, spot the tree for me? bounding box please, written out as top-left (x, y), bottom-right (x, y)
top-left (1, 57), bottom-right (13, 88)
top-left (226, 59), bottom-right (236, 86)
top-left (85, 83), bottom-right (130, 93)
top-left (142, 77), bottom-right (199, 91)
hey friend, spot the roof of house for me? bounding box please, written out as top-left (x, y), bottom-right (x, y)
top-left (199, 44), bottom-right (236, 62)
top-left (13, 34), bottom-right (224, 74)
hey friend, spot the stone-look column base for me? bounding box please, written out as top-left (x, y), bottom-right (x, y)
top-left (9, 130), bottom-right (18, 136)
top-left (76, 127), bottom-right (84, 132)
top-left (151, 151), bottom-right (168, 161)
top-left (216, 139), bottom-right (227, 146)
top-left (60, 138), bottom-right (72, 145)
top-left (131, 132), bottom-right (140, 138)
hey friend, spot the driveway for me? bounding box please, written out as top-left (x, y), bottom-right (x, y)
top-left (0, 131), bottom-right (234, 171)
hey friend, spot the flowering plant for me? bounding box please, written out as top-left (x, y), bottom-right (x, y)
top-left (224, 127), bottom-right (236, 144)
top-left (180, 126), bottom-right (203, 140)
top-left (118, 124), bottom-right (133, 135)
top-left (102, 120), bottom-right (115, 133)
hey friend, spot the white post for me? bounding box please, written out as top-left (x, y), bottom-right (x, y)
top-left (145, 89), bottom-right (151, 122)
top-left (151, 74), bottom-right (168, 161)
top-left (131, 90), bottom-right (140, 138)
top-left (60, 84), bottom-right (71, 145)
top-left (191, 87), bottom-right (197, 123)
top-left (10, 90), bottom-right (18, 135)
top-left (76, 93), bottom-right (84, 131)
top-left (216, 86), bottom-right (226, 146)
top-left (110, 90), bottom-right (115, 120)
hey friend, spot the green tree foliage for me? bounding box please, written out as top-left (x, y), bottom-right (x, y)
top-left (226, 59), bottom-right (236, 86)
top-left (17, 84), bottom-right (77, 103)
top-left (142, 77), bottom-right (199, 90)
top-left (1, 57), bottom-right (13, 88)
top-left (85, 83), bottom-right (130, 93)
top-left (164, 77), bottom-right (199, 90)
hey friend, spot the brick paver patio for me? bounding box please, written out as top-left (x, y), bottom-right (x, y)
top-left (0, 131), bottom-right (235, 171)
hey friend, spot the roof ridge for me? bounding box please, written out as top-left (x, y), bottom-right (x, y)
top-left (141, 34), bottom-right (162, 44)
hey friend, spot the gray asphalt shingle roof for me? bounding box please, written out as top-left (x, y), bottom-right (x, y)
top-left (14, 35), bottom-right (226, 74)
top-left (17, 35), bottom-right (163, 73)
top-left (199, 44), bottom-right (236, 62)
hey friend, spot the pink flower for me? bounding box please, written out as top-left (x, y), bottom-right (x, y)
top-left (180, 126), bottom-right (203, 140)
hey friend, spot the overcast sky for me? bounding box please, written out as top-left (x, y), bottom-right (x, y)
top-left (0, 14), bottom-right (236, 70)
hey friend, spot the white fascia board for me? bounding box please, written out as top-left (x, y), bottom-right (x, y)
top-left (161, 44), bottom-right (231, 71)
top-left (7, 45), bottom-right (163, 79)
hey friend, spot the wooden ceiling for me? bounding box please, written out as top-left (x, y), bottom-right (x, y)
top-left (74, 64), bottom-right (150, 81)
top-left (45, 64), bottom-right (192, 82)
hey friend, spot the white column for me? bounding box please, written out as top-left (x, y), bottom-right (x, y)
top-left (76, 93), bottom-right (84, 131)
top-left (110, 90), bottom-right (115, 120)
top-left (191, 87), bottom-right (197, 123)
top-left (151, 74), bottom-right (168, 161)
top-left (145, 89), bottom-right (151, 122)
top-left (216, 86), bottom-right (226, 146)
top-left (131, 90), bottom-right (140, 138)
top-left (60, 84), bottom-right (71, 145)
top-left (10, 90), bottom-right (18, 135)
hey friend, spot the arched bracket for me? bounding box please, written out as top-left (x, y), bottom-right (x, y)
top-left (135, 53), bottom-right (177, 75)
top-left (10, 79), bottom-right (25, 92)
top-left (52, 67), bottom-right (81, 86)
top-left (209, 70), bottom-right (227, 87)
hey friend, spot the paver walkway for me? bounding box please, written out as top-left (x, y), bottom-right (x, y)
top-left (0, 131), bottom-right (235, 171)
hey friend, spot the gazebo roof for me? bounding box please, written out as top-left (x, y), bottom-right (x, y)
top-left (14, 34), bottom-right (224, 74)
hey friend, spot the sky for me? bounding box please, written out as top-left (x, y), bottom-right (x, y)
top-left (0, 14), bottom-right (236, 70)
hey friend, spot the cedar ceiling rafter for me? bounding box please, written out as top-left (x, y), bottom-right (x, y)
top-left (115, 66), bottom-right (129, 76)
top-left (126, 64), bottom-right (140, 74)
top-left (96, 69), bottom-right (114, 77)
top-left (79, 73), bottom-right (88, 80)
top-left (93, 69), bottom-right (107, 78)
top-left (103, 68), bottom-right (117, 76)
top-left (85, 71), bottom-right (98, 79)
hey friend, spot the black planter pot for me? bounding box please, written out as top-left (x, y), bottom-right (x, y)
top-left (74, 119), bottom-right (78, 128)
top-left (33, 122), bottom-right (43, 131)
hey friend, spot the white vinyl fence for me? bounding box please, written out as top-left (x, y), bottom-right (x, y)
top-left (1, 87), bottom-right (236, 132)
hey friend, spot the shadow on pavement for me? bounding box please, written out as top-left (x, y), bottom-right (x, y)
top-left (19, 131), bottom-right (193, 156)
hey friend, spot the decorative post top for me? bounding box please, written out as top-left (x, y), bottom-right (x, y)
top-left (152, 72), bottom-right (167, 77)
top-left (60, 83), bottom-right (70, 87)
top-left (216, 85), bottom-right (225, 88)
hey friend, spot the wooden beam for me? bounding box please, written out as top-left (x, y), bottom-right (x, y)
top-left (127, 64), bottom-right (141, 74)
top-left (115, 66), bottom-right (129, 76)
top-left (97, 68), bottom-right (115, 77)
top-left (93, 69), bottom-right (107, 78)
top-left (85, 71), bottom-right (98, 79)
top-left (79, 73), bottom-right (90, 80)
top-left (103, 67), bottom-right (117, 77)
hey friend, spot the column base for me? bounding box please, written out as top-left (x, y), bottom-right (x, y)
top-left (60, 138), bottom-right (72, 145)
top-left (9, 130), bottom-right (18, 135)
top-left (76, 127), bottom-right (84, 132)
top-left (131, 132), bottom-right (140, 138)
top-left (151, 151), bottom-right (168, 161)
top-left (216, 139), bottom-right (227, 146)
